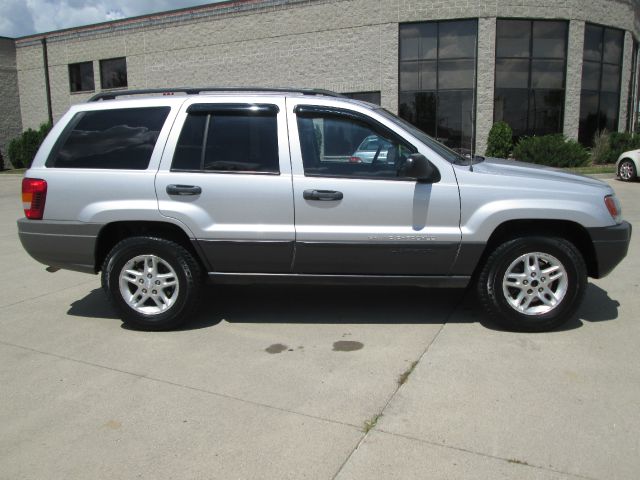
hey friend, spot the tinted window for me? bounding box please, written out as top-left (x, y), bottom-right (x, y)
top-left (494, 19), bottom-right (568, 140)
top-left (399, 19), bottom-right (477, 152)
top-left (172, 112), bottom-right (279, 173)
top-left (100, 57), bottom-right (128, 89)
top-left (578, 24), bottom-right (624, 145)
top-left (297, 113), bottom-right (415, 179)
top-left (47, 107), bottom-right (170, 169)
top-left (68, 62), bottom-right (94, 93)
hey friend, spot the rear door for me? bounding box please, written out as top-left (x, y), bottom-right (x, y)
top-left (156, 96), bottom-right (294, 273)
top-left (287, 99), bottom-right (461, 275)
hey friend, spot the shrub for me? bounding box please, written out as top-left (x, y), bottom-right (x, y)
top-left (485, 121), bottom-right (513, 158)
top-left (7, 121), bottom-right (52, 169)
top-left (512, 134), bottom-right (589, 168)
top-left (606, 131), bottom-right (640, 164)
top-left (590, 129), bottom-right (611, 165)
top-left (0, 149), bottom-right (4, 171)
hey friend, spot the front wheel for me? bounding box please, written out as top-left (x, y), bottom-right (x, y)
top-left (101, 236), bottom-right (203, 331)
top-left (477, 237), bottom-right (587, 332)
top-left (618, 159), bottom-right (637, 182)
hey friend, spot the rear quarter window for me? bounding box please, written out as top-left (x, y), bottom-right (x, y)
top-left (46, 107), bottom-right (170, 169)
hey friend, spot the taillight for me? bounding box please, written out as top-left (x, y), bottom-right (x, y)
top-left (604, 194), bottom-right (622, 223)
top-left (22, 178), bottom-right (47, 220)
top-left (349, 156), bottom-right (363, 163)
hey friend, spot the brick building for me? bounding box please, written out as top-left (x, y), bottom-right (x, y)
top-left (1, 0), bottom-right (639, 160)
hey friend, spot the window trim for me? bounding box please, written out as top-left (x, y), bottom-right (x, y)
top-left (68, 61), bottom-right (95, 93)
top-left (99, 57), bottom-right (128, 91)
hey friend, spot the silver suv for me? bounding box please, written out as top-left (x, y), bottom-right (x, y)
top-left (18, 88), bottom-right (632, 332)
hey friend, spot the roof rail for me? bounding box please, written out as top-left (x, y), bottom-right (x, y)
top-left (88, 87), bottom-right (345, 102)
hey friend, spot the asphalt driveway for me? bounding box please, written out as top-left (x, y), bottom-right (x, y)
top-left (0, 173), bottom-right (638, 479)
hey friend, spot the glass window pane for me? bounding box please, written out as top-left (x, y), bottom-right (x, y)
top-left (400, 23), bottom-right (437, 60)
top-left (439, 20), bottom-right (477, 59)
top-left (496, 20), bottom-right (530, 58)
top-left (531, 59), bottom-right (564, 89)
top-left (578, 91), bottom-right (600, 145)
top-left (420, 60), bottom-right (437, 90)
top-left (603, 28), bottom-right (624, 64)
top-left (529, 89), bottom-right (564, 135)
top-left (437, 90), bottom-right (474, 151)
top-left (204, 114), bottom-right (279, 173)
top-left (495, 59), bottom-right (529, 88)
top-left (494, 89), bottom-right (529, 137)
top-left (48, 107), bottom-right (170, 169)
top-left (581, 61), bottom-right (601, 91)
top-left (583, 24), bottom-right (603, 62)
top-left (601, 63), bottom-right (621, 93)
top-left (99, 57), bottom-right (128, 89)
top-left (399, 92), bottom-right (436, 138)
top-left (400, 61), bottom-right (419, 91)
top-left (599, 92), bottom-right (620, 132)
top-left (172, 114), bottom-right (206, 170)
top-left (438, 59), bottom-right (474, 89)
top-left (532, 21), bottom-right (567, 59)
top-left (68, 62), bottom-right (94, 93)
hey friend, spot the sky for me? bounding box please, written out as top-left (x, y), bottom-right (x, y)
top-left (0, 0), bottom-right (223, 38)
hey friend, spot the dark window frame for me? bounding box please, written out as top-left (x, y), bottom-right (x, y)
top-left (493, 18), bottom-right (569, 139)
top-left (578, 23), bottom-right (625, 145)
top-left (398, 18), bottom-right (479, 153)
top-left (170, 107), bottom-right (281, 175)
top-left (99, 57), bottom-right (128, 90)
top-left (68, 61), bottom-right (95, 93)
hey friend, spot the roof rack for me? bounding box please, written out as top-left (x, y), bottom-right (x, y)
top-left (88, 87), bottom-right (345, 102)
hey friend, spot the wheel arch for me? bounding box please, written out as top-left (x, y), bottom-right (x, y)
top-left (471, 219), bottom-right (597, 279)
top-left (94, 221), bottom-right (210, 273)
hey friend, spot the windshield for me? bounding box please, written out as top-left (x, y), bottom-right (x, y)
top-left (375, 108), bottom-right (468, 165)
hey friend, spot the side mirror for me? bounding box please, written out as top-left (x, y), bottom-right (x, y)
top-left (404, 153), bottom-right (441, 183)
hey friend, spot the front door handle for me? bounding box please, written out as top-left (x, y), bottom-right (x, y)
top-left (303, 189), bottom-right (343, 201)
top-left (166, 184), bottom-right (202, 196)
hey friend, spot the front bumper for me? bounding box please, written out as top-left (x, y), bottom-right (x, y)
top-left (587, 221), bottom-right (632, 278)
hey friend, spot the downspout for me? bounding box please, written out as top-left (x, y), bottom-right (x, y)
top-left (41, 38), bottom-right (53, 125)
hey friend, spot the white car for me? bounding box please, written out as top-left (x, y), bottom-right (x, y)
top-left (616, 149), bottom-right (639, 182)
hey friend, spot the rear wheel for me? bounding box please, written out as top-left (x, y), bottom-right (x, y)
top-left (618, 159), bottom-right (637, 182)
top-left (477, 236), bottom-right (587, 332)
top-left (101, 236), bottom-right (203, 331)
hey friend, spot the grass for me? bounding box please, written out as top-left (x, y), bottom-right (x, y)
top-left (0, 168), bottom-right (26, 175)
top-left (397, 361), bottom-right (418, 386)
top-left (565, 164), bottom-right (616, 175)
top-left (363, 413), bottom-right (382, 433)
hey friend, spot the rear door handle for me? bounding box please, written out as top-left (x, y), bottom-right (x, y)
top-left (166, 184), bottom-right (202, 196)
top-left (303, 189), bottom-right (343, 201)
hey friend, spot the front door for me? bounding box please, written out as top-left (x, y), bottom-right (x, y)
top-left (287, 100), bottom-right (461, 275)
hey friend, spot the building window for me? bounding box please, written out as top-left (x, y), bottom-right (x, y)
top-left (494, 19), bottom-right (568, 140)
top-left (344, 91), bottom-right (381, 105)
top-left (578, 24), bottom-right (625, 145)
top-left (399, 19), bottom-right (478, 153)
top-left (99, 57), bottom-right (128, 90)
top-left (68, 61), bottom-right (94, 93)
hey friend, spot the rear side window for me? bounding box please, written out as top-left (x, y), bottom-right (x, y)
top-left (171, 109), bottom-right (279, 173)
top-left (47, 107), bottom-right (170, 169)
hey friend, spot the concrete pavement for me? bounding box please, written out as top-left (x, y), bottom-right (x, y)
top-left (0, 173), bottom-right (638, 479)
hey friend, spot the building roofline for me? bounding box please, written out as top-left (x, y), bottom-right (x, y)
top-left (14, 0), bottom-right (280, 43)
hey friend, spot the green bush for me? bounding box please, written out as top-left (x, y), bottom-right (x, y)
top-left (605, 131), bottom-right (640, 164)
top-left (0, 149), bottom-right (4, 171)
top-left (7, 122), bottom-right (52, 169)
top-left (512, 134), bottom-right (589, 168)
top-left (485, 121), bottom-right (513, 158)
top-left (590, 129), bottom-right (611, 165)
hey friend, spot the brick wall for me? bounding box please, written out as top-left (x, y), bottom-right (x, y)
top-left (0, 37), bottom-right (22, 165)
top-left (14, 0), bottom-right (640, 150)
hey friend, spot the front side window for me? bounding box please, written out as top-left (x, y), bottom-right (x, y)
top-left (100, 57), bottom-right (128, 90)
top-left (296, 111), bottom-right (415, 179)
top-left (494, 19), bottom-right (568, 140)
top-left (399, 19), bottom-right (478, 153)
top-left (68, 61), bottom-right (94, 93)
top-left (578, 24), bottom-right (625, 145)
top-left (47, 107), bottom-right (170, 169)
top-left (172, 110), bottom-right (279, 173)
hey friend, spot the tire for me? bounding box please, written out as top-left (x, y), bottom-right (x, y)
top-left (618, 159), bottom-right (637, 182)
top-left (101, 236), bottom-right (203, 331)
top-left (477, 236), bottom-right (587, 332)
